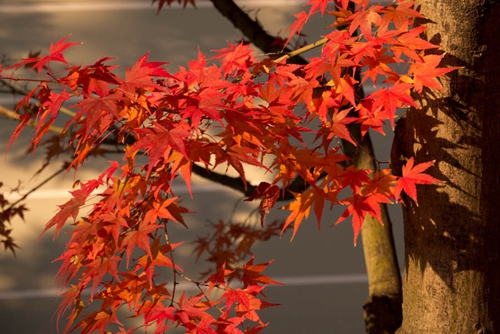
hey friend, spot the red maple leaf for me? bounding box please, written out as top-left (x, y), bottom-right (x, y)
top-left (394, 157), bottom-right (441, 205)
top-left (137, 238), bottom-right (182, 286)
top-left (175, 292), bottom-right (215, 327)
top-left (240, 257), bottom-right (283, 288)
top-left (67, 92), bottom-right (121, 138)
top-left (334, 193), bottom-right (392, 246)
top-left (409, 54), bottom-right (459, 93)
top-left (212, 42), bottom-right (256, 74)
top-left (366, 82), bottom-right (417, 129)
top-left (244, 182), bottom-right (280, 227)
top-left (39, 183), bottom-right (95, 240)
top-left (119, 52), bottom-right (169, 96)
top-left (285, 11), bottom-right (309, 46)
top-left (305, 0), bottom-right (332, 15)
top-left (378, 1), bottom-right (423, 34)
top-left (122, 221), bottom-right (162, 267)
top-left (129, 122), bottom-right (192, 178)
top-left (7, 36), bottom-right (81, 75)
top-left (348, 5), bottom-right (383, 40)
top-left (205, 262), bottom-right (234, 293)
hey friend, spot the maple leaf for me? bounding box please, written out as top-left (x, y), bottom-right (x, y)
top-left (362, 168), bottom-right (397, 197)
top-left (281, 188), bottom-right (326, 240)
top-left (144, 302), bottom-right (176, 332)
top-left (334, 193), bottom-right (392, 246)
top-left (64, 56), bottom-right (120, 96)
top-left (393, 26), bottom-right (437, 61)
top-left (143, 197), bottom-right (181, 225)
top-left (212, 42), bottom-right (256, 75)
top-left (40, 89), bottom-right (70, 123)
top-left (348, 5), bottom-right (383, 40)
top-left (244, 182), bottom-right (280, 227)
top-left (122, 221), bottom-right (162, 267)
top-left (39, 183), bottom-right (95, 240)
top-left (67, 92), bottom-right (121, 139)
top-left (137, 238), bottom-right (182, 286)
top-left (223, 286), bottom-right (277, 325)
top-left (329, 107), bottom-right (357, 145)
top-left (119, 52), bottom-right (169, 96)
top-left (366, 82), bottom-right (417, 129)
top-left (100, 213), bottom-right (129, 246)
top-left (7, 35), bottom-right (81, 75)
top-left (305, 0), bottom-right (332, 16)
top-left (240, 257), bottom-right (283, 288)
top-left (55, 285), bottom-right (83, 331)
top-left (129, 122), bottom-right (192, 178)
top-left (409, 54), bottom-right (459, 93)
top-left (205, 262), bottom-right (233, 293)
top-left (394, 157), bottom-right (441, 205)
top-left (285, 11), bottom-right (309, 46)
top-left (175, 292), bottom-right (215, 327)
top-left (378, 1), bottom-right (423, 35)
top-left (85, 254), bottom-right (122, 296)
top-left (76, 309), bottom-right (122, 334)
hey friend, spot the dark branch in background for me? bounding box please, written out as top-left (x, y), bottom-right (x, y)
top-left (5, 164), bottom-right (67, 211)
top-left (192, 164), bottom-right (306, 201)
top-left (209, 0), bottom-right (308, 65)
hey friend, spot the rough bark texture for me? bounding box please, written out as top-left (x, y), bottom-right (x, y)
top-left (391, 0), bottom-right (500, 332)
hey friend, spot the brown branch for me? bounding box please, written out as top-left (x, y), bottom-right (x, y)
top-left (274, 38), bottom-right (328, 63)
top-left (0, 104), bottom-right (65, 134)
top-left (192, 164), bottom-right (306, 201)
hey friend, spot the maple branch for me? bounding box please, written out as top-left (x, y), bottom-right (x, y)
top-left (5, 163), bottom-right (67, 211)
top-left (274, 38), bottom-right (328, 63)
top-left (0, 78), bottom-right (75, 117)
top-left (191, 164), bottom-right (306, 201)
top-left (0, 100), bottom-right (305, 201)
top-left (208, 0), bottom-right (308, 65)
top-left (0, 104), bottom-right (65, 134)
top-left (163, 224), bottom-right (178, 307)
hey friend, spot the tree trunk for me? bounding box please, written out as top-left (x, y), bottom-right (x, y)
top-left (345, 125), bottom-right (402, 334)
top-left (391, 0), bottom-right (500, 332)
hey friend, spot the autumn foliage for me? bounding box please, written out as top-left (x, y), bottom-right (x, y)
top-left (0, 0), bottom-right (452, 332)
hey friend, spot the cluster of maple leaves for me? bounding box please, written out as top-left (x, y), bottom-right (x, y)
top-left (0, 0), bottom-right (452, 332)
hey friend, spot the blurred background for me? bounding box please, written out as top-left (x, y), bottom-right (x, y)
top-left (0, 1), bottom-right (403, 333)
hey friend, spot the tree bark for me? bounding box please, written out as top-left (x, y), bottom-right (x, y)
top-left (392, 0), bottom-right (500, 332)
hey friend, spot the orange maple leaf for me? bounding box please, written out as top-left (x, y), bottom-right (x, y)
top-left (244, 182), bottom-right (280, 227)
top-left (394, 157), bottom-right (441, 205)
top-left (409, 54), bottom-right (459, 93)
top-left (334, 193), bottom-right (392, 246)
top-left (282, 188), bottom-right (326, 240)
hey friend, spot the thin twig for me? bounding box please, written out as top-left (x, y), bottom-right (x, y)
top-left (0, 104), bottom-right (65, 134)
top-left (274, 38), bottom-right (328, 63)
top-left (6, 164), bottom-right (67, 210)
